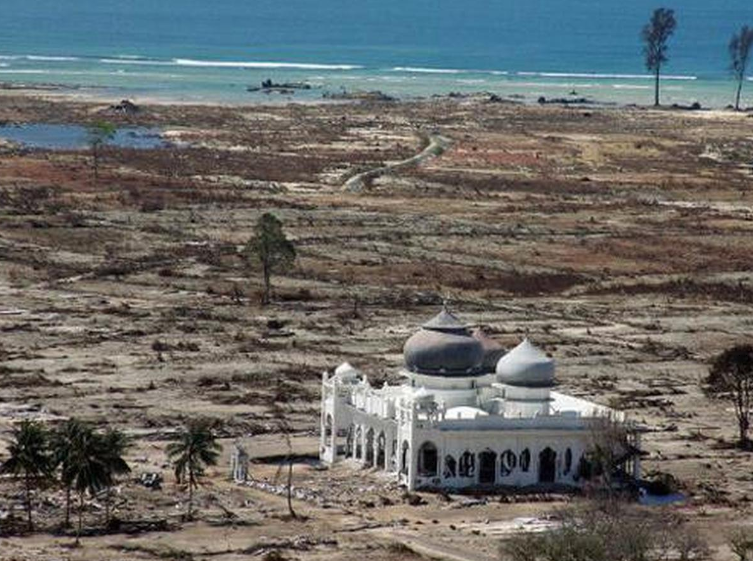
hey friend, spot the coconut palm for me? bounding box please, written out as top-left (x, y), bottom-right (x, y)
top-left (50, 418), bottom-right (85, 528)
top-left (99, 428), bottom-right (131, 526)
top-left (65, 424), bottom-right (111, 545)
top-left (166, 419), bottom-right (221, 520)
top-left (0, 420), bottom-right (53, 531)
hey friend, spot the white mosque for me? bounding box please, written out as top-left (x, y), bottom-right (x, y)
top-left (319, 308), bottom-right (640, 491)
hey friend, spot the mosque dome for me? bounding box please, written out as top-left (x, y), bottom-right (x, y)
top-left (334, 362), bottom-right (360, 381)
top-left (472, 328), bottom-right (506, 373)
top-left (496, 339), bottom-right (555, 387)
top-left (403, 309), bottom-right (484, 376)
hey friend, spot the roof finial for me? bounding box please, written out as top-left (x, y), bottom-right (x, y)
top-left (442, 294), bottom-right (452, 314)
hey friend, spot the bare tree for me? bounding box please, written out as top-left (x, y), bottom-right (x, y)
top-left (730, 25), bottom-right (753, 111)
top-left (705, 344), bottom-right (753, 448)
top-left (271, 402), bottom-right (297, 519)
top-left (584, 415), bottom-right (640, 495)
top-left (641, 8), bottom-right (678, 107)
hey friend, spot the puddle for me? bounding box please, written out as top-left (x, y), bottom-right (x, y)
top-left (638, 490), bottom-right (686, 506)
top-left (0, 123), bottom-right (166, 150)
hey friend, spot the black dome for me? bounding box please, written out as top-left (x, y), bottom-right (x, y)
top-left (403, 310), bottom-right (484, 376)
top-left (472, 328), bottom-right (506, 373)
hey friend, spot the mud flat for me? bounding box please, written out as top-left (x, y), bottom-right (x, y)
top-left (0, 94), bottom-right (753, 559)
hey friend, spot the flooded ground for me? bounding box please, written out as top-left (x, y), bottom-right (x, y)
top-left (0, 123), bottom-right (166, 150)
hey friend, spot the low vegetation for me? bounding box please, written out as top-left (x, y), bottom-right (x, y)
top-left (502, 500), bottom-right (708, 561)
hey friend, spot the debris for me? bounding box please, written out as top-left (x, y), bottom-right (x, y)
top-left (138, 473), bottom-right (163, 489)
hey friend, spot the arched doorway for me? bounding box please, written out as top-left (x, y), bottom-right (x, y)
top-left (478, 449), bottom-right (496, 485)
top-left (376, 432), bottom-right (386, 469)
top-left (355, 426), bottom-right (363, 460)
top-left (365, 428), bottom-right (375, 466)
top-left (417, 442), bottom-right (438, 477)
top-left (538, 447), bottom-right (556, 483)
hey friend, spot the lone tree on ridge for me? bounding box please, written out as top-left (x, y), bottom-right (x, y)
top-left (730, 25), bottom-right (753, 111)
top-left (641, 7), bottom-right (677, 106)
top-left (705, 344), bottom-right (753, 448)
top-left (167, 419), bottom-right (221, 521)
top-left (244, 212), bottom-right (296, 305)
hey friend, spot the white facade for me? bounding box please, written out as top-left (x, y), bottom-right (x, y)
top-left (320, 311), bottom-right (640, 492)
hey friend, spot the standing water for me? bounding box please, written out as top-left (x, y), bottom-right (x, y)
top-left (0, 124), bottom-right (165, 150)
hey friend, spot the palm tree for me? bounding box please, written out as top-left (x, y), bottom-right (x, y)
top-left (166, 419), bottom-right (222, 520)
top-left (730, 25), bottom-right (753, 111)
top-left (51, 418), bottom-right (85, 528)
top-left (65, 424), bottom-right (111, 545)
top-left (100, 428), bottom-right (131, 526)
top-left (0, 420), bottom-right (53, 532)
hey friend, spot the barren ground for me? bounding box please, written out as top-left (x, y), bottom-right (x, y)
top-left (1, 94), bottom-right (753, 560)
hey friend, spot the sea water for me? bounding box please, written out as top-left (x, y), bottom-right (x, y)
top-left (0, 0), bottom-right (752, 106)
top-left (0, 124), bottom-right (165, 150)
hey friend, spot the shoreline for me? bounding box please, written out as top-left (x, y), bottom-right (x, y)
top-left (1, 84), bottom-right (751, 120)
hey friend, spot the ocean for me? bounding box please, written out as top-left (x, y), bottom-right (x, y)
top-left (1, 0), bottom-right (752, 106)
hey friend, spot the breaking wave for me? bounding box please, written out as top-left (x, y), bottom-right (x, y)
top-left (100, 58), bottom-right (176, 66)
top-left (516, 71), bottom-right (697, 81)
top-left (0, 54), bottom-right (80, 62)
top-left (172, 58), bottom-right (361, 70)
top-left (392, 66), bottom-right (463, 74)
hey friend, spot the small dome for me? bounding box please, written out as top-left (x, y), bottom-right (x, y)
top-left (496, 339), bottom-right (555, 387)
top-left (334, 362), bottom-right (359, 380)
top-left (472, 328), bottom-right (506, 373)
top-left (403, 309), bottom-right (484, 376)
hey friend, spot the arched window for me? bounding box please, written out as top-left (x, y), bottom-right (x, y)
top-left (418, 442), bottom-right (438, 476)
top-left (564, 448), bottom-right (573, 475)
top-left (459, 451), bottom-right (475, 478)
top-left (390, 439), bottom-right (397, 471)
top-left (519, 449), bottom-right (531, 472)
top-left (444, 455), bottom-right (457, 478)
top-left (400, 441), bottom-right (410, 475)
top-left (500, 450), bottom-right (517, 476)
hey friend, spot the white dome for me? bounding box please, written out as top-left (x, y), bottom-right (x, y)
top-left (496, 339), bottom-right (555, 388)
top-left (334, 362), bottom-right (359, 380)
